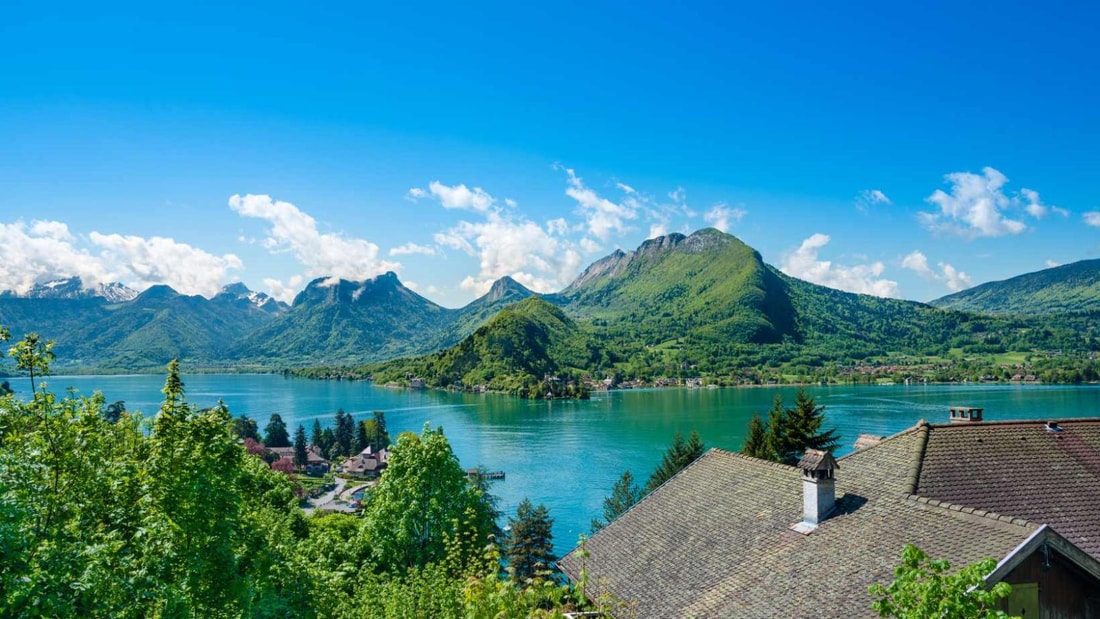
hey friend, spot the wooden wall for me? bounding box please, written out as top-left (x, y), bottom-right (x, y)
top-left (1001, 549), bottom-right (1100, 619)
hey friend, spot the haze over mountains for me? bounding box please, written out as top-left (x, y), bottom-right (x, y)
top-left (1, 229), bottom-right (1097, 373)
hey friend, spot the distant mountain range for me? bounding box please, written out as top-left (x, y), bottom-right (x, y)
top-left (1, 230), bottom-right (1097, 374)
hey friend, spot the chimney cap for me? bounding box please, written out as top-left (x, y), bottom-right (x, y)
top-left (797, 449), bottom-right (838, 472)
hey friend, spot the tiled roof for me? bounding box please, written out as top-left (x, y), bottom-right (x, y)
top-left (558, 424), bottom-right (1042, 617)
top-left (916, 418), bottom-right (1100, 560)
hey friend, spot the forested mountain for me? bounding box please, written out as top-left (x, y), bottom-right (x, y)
top-left (2, 229), bottom-right (1098, 377)
top-left (0, 283), bottom-right (281, 370)
top-left (231, 273), bottom-right (454, 366)
top-left (931, 259), bottom-right (1100, 315)
top-left (369, 297), bottom-right (609, 397)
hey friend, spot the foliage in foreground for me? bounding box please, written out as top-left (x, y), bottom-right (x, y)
top-left (0, 328), bottom-right (596, 618)
top-left (868, 544), bottom-right (1015, 618)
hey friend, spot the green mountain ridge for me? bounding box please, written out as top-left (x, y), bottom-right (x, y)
top-left (1, 228), bottom-right (1098, 380)
top-left (370, 297), bottom-right (607, 397)
top-left (930, 258), bottom-right (1100, 315)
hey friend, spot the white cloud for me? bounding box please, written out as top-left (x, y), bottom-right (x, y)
top-left (920, 167), bottom-right (1054, 237)
top-left (405, 187), bottom-right (427, 201)
top-left (433, 208), bottom-right (583, 295)
top-left (901, 250), bottom-right (972, 292)
top-left (856, 189), bottom-right (891, 212)
top-left (939, 262), bottom-right (972, 292)
top-left (89, 233), bottom-right (244, 295)
top-left (389, 242), bottom-right (438, 256)
top-left (229, 193), bottom-right (400, 289)
top-left (703, 203), bottom-right (746, 232)
top-left (504, 198), bottom-right (517, 208)
top-left (781, 233), bottom-right (899, 297)
top-left (427, 181), bottom-right (495, 213)
top-left (1084, 211), bottom-right (1100, 227)
top-left (0, 219), bottom-right (242, 297)
top-left (263, 275), bottom-right (303, 304)
top-left (1045, 259), bottom-right (1061, 268)
top-left (561, 167), bottom-right (637, 240)
top-left (616, 182), bottom-right (636, 194)
top-left (648, 223), bottom-right (668, 238)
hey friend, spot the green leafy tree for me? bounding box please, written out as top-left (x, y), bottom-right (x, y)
top-left (264, 413), bottom-right (291, 448)
top-left (294, 424), bottom-right (309, 467)
top-left (506, 498), bottom-right (557, 582)
top-left (232, 413), bottom-right (260, 441)
top-left (869, 544), bottom-right (1015, 618)
top-left (8, 332), bottom-right (55, 396)
top-left (103, 400), bottom-right (126, 423)
top-left (645, 430), bottom-right (705, 492)
top-left (361, 424), bottom-right (496, 573)
top-left (591, 470), bottom-right (643, 532)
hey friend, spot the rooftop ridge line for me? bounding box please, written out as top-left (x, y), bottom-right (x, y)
top-left (900, 493), bottom-right (1035, 529)
top-left (904, 422), bottom-right (930, 495)
top-left (709, 447), bottom-right (799, 471)
top-left (837, 418), bottom-right (929, 464)
top-left (927, 416), bottom-right (1100, 429)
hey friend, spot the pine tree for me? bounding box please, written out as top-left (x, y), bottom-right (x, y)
top-left (310, 419), bottom-right (323, 449)
top-left (786, 388), bottom-right (839, 456)
top-left (293, 424), bottom-right (308, 467)
top-left (354, 420), bottom-right (369, 453)
top-left (506, 498), bottom-right (557, 581)
top-left (591, 470), bottom-right (643, 532)
top-left (741, 413), bottom-right (770, 459)
top-left (333, 409), bottom-right (354, 457)
top-left (645, 430), bottom-right (706, 493)
top-left (748, 391), bottom-right (839, 465)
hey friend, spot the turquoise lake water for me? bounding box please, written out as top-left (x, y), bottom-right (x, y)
top-left (34, 374), bottom-right (1100, 554)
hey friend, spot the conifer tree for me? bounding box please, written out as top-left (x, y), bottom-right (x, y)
top-left (294, 424), bottom-right (308, 467)
top-left (591, 470), bottom-right (643, 532)
top-left (311, 419), bottom-right (323, 448)
top-left (645, 430), bottom-right (706, 492)
top-left (506, 498), bottom-right (557, 581)
top-left (741, 413), bottom-right (770, 459)
top-left (785, 388), bottom-right (839, 457)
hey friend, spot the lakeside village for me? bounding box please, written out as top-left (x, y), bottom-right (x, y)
top-left (241, 408), bottom-right (501, 514)
top-left (297, 350), bottom-right (1099, 399)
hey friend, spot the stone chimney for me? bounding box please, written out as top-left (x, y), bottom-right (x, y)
top-left (948, 407), bottom-right (983, 423)
top-left (797, 449), bottom-right (839, 528)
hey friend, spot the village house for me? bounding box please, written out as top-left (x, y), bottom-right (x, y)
top-left (265, 445), bottom-right (330, 475)
top-left (338, 445), bottom-right (389, 478)
top-left (559, 410), bottom-right (1100, 616)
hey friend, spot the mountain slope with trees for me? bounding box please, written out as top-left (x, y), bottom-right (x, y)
top-left (930, 258), bottom-right (1100, 315)
top-left (369, 297), bottom-right (610, 397)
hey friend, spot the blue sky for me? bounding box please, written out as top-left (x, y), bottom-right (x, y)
top-left (2, 1), bottom-right (1099, 307)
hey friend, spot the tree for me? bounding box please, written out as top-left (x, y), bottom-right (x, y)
top-left (361, 411), bottom-right (392, 453)
top-left (8, 332), bottom-right (55, 396)
top-left (0, 380), bottom-right (12, 397)
top-left (745, 391), bottom-right (840, 465)
top-left (311, 418), bottom-right (324, 448)
top-left (868, 544), bottom-right (1014, 618)
top-left (506, 498), bottom-right (557, 581)
top-left (785, 388), bottom-right (839, 457)
top-left (232, 413), bottom-right (260, 441)
top-left (645, 430), bottom-right (705, 493)
top-left (264, 413), bottom-right (290, 447)
top-left (334, 409), bottom-right (354, 457)
top-left (104, 400), bottom-right (127, 423)
top-left (591, 470), bottom-right (643, 532)
top-left (741, 413), bottom-right (769, 459)
top-left (294, 424), bottom-right (309, 467)
top-left (362, 424), bottom-right (496, 573)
